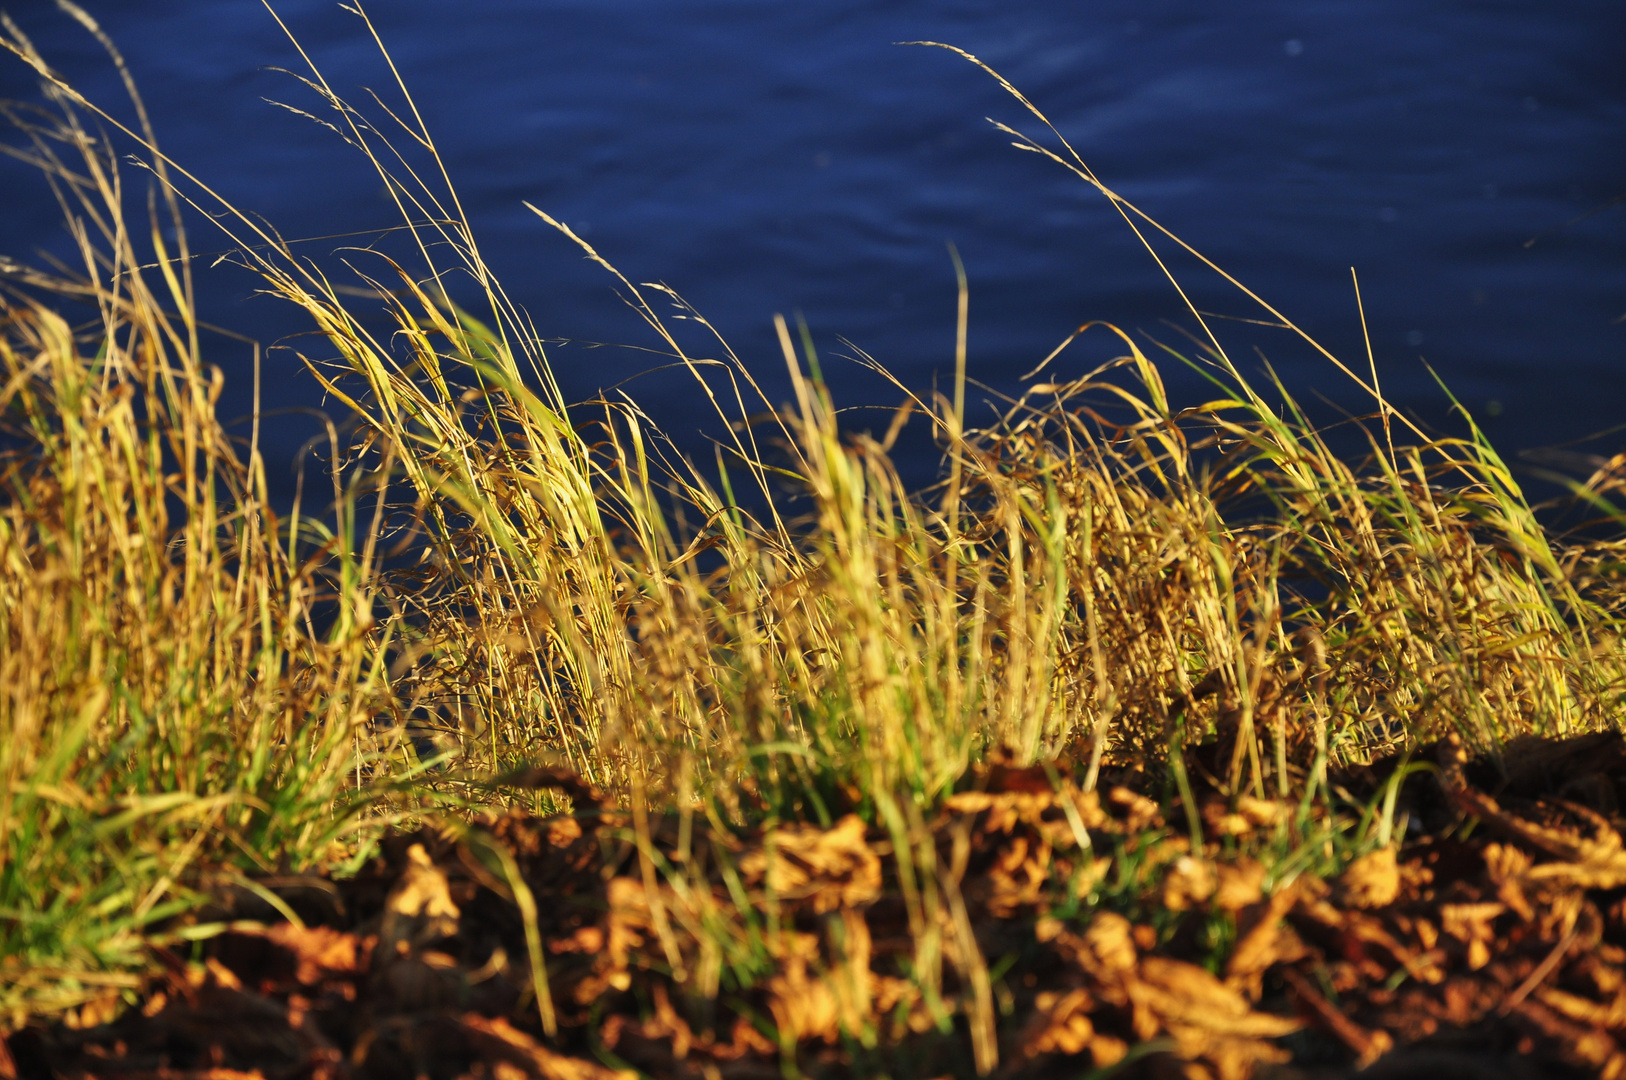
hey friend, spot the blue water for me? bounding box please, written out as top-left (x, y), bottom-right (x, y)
top-left (3, 1), bottom-right (1622, 494)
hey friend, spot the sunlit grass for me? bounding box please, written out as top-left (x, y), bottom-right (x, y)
top-left (3, 0), bottom-right (1625, 1035)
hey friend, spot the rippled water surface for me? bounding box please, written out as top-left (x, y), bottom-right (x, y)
top-left (3, 1), bottom-right (1622, 489)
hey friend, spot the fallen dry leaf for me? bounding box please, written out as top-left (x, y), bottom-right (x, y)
top-left (1213, 858), bottom-right (1265, 913)
top-left (1163, 855), bottom-right (1217, 912)
top-left (1338, 847), bottom-right (1400, 909)
top-left (380, 843), bottom-right (461, 953)
top-left (460, 1014), bottom-right (635, 1080)
top-left (739, 814), bottom-right (881, 913)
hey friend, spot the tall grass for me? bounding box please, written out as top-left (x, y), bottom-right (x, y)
top-left (0, 8), bottom-right (417, 1024)
top-left (3, 1), bottom-right (1625, 1028)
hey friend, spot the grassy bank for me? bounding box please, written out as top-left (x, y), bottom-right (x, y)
top-left (4, 7), bottom-right (1626, 1076)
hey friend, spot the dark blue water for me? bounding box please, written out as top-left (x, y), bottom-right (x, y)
top-left (3, 1), bottom-right (1623, 496)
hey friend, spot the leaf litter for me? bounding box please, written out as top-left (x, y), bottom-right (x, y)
top-left (12, 734), bottom-right (1626, 1079)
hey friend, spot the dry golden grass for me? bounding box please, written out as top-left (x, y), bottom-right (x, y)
top-left (3, 2), bottom-right (1626, 1049)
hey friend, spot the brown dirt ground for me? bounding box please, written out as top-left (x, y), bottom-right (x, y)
top-left (10, 733), bottom-right (1626, 1080)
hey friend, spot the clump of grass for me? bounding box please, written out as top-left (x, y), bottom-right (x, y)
top-left (3, 0), bottom-right (1626, 1039)
top-left (229, 17), bottom-right (1620, 808)
top-left (0, 8), bottom-right (426, 1026)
